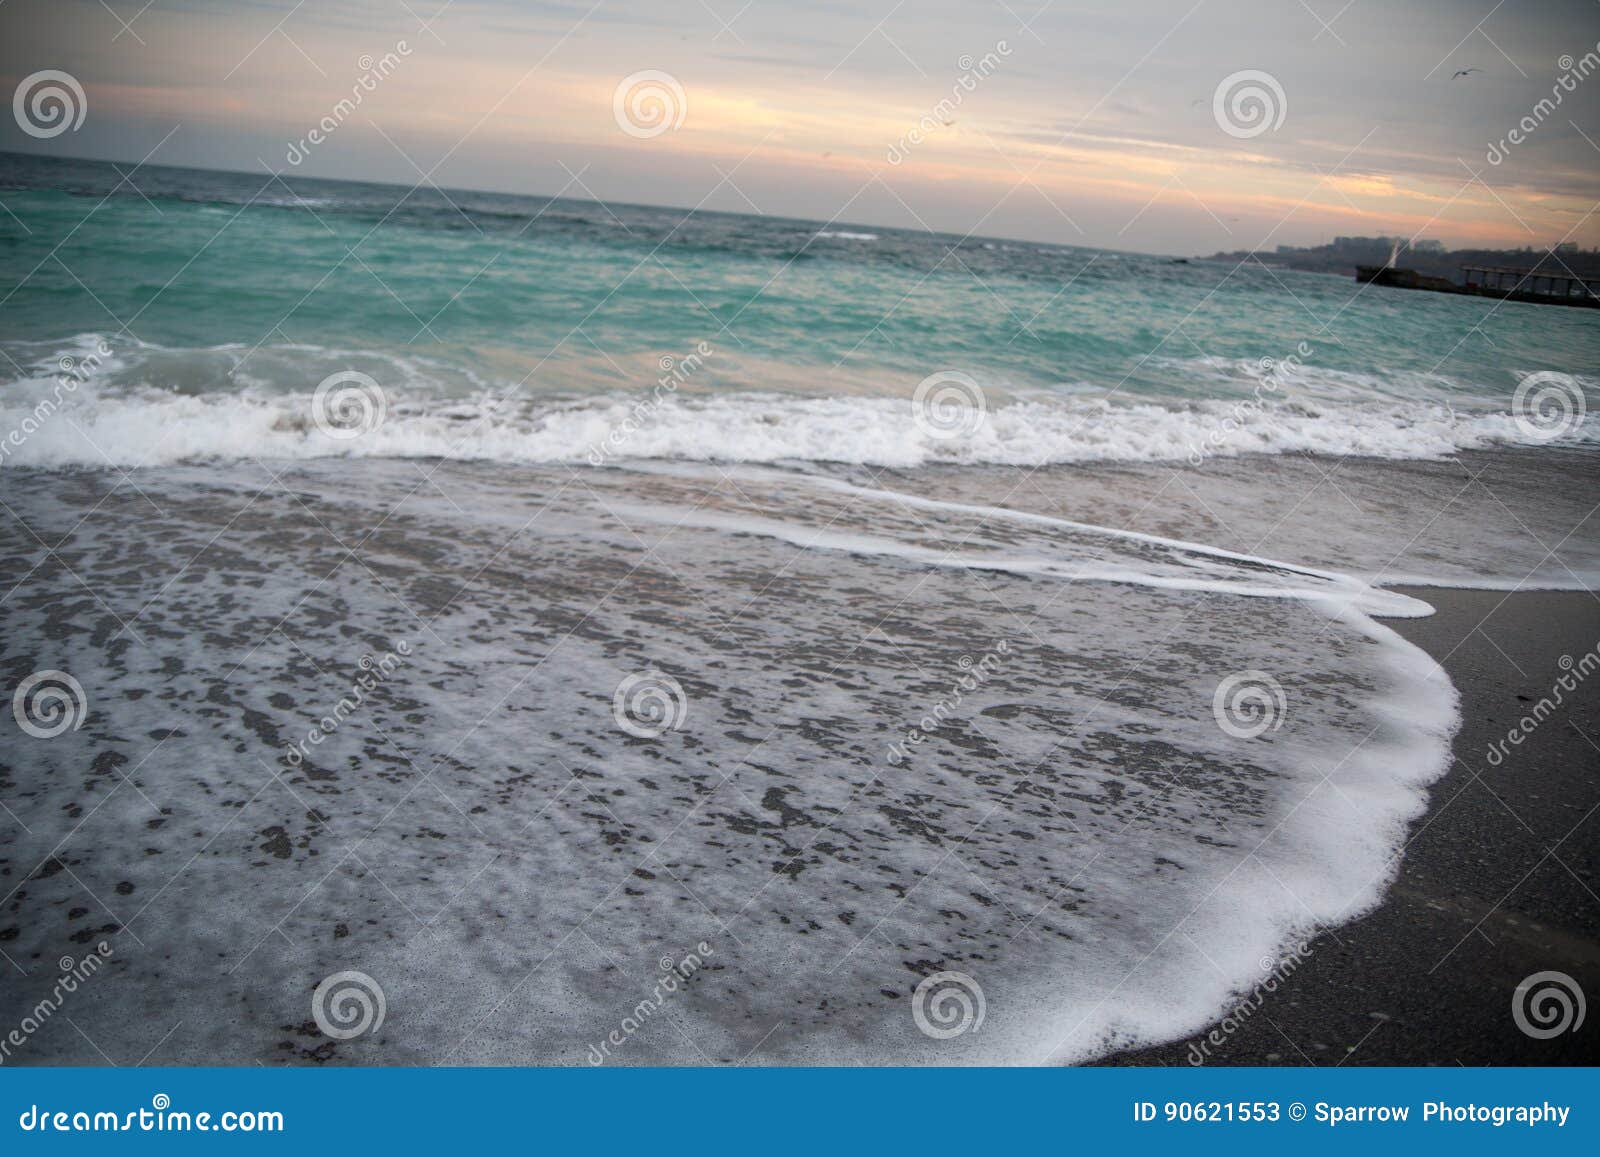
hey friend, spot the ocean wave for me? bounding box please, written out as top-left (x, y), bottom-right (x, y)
top-left (2, 334), bottom-right (1592, 470)
top-left (0, 384), bottom-right (1589, 470)
top-left (1155, 354), bottom-right (1475, 406)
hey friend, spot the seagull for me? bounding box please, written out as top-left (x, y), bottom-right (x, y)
top-left (1451, 68), bottom-right (1482, 79)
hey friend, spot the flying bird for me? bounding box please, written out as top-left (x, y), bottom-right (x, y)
top-left (1451, 68), bottom-right (1482, 79)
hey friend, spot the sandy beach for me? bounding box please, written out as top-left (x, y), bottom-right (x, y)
top-left (1110, 586), bottom-right (1600, 1066)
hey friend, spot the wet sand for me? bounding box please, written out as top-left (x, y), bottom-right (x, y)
top-left (1108, 586), bottom-right (1600, 1066)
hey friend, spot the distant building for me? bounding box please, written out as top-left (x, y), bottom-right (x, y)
top-left (1330, 236), bottom-right (1393, 251)
top-left (1412, 240), bottom-right (1445, 253)
top-left (1553, 241), bottom-right (1579, 254)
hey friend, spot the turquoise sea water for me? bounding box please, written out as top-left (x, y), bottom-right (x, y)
top-left (1, 152), bottom-right (1595, 467)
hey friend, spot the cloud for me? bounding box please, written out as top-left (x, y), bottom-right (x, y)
top-left (2, 0), bottom-right (1594, 253)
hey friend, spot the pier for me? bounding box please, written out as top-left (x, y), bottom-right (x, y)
top-left (1460, 265), bottom-right (1598, 304)
top-left (1356, 264), bottom-right (1599, 309)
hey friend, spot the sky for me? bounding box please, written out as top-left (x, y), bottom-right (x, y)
top-left (1, 0), bottom-right (1598, 255)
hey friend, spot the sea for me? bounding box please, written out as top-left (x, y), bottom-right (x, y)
top-left (1, 151), bottom-right (1596, 1065)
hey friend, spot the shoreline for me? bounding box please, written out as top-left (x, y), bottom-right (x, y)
top-left (1104, 585), bottom-right (1600, 1066)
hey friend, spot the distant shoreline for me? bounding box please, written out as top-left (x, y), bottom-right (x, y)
top-left (1200, 242), bottom-right (1600, 284)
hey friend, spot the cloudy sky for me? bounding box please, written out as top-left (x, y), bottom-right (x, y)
top-left (2, 0), bottom-right (1597, 253)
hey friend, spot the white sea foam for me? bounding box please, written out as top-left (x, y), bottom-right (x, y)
top-left (1, 382), bottom-right (1589, 470)
top-left (0, 459), bottom-right (1468, 1066)
top-left (4, 334), bottom-right (1592, 470)
top-left (596, 467), bottom-right (1463, 1062)
top-left (603, 494), bottom-right (1430, 617)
